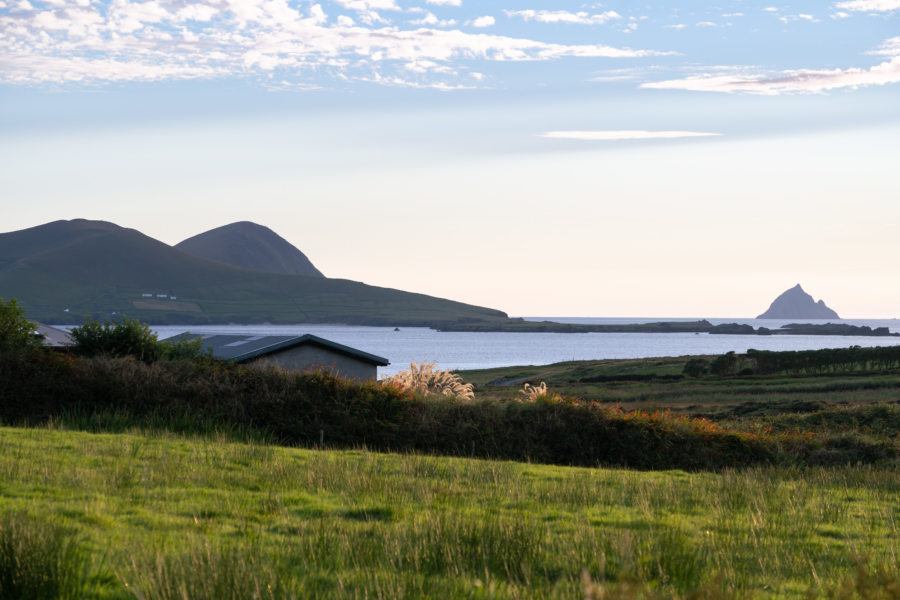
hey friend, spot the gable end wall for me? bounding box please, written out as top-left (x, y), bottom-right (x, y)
top-left (247, 344), bottom-right (377, 381)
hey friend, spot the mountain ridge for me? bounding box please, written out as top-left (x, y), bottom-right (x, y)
top-left (175, 221), bottom-right (324, 278)
top-left (0, 219), bottom-right (508, 326)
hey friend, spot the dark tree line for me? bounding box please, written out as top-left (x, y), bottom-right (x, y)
top-left (746, 346), bottom-right (900, 375)
top-left (683, 346), bottom-right (900, 377)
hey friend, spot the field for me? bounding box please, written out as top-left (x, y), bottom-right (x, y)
top-left (3, 344), bottom-right (900, 598)
top-left (2, 426), bottom-right (899, 599)
top-left (461, 357), bottom-right (900, 417)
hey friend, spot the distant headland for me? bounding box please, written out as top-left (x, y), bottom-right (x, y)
top-left (0, 219), bottom-right (508, 327)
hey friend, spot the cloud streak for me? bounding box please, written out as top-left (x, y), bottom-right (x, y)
top-left (869, 36), bottom-right (900, 56)
top-left (641, 55), bottom-right (900, 94)
top-left (0, 0), bottom-right (669, 87)
top-left (504, 9), bottom-right (620, 25)
top-left (541, 130), bottom-right (721, 140)
top-left (834, 0), bottom-right (900, 11)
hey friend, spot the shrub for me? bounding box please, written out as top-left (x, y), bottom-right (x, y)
top-left (382, 361), bottom-right (475, 402)
top-left (0, 297), bottom-right (41, 353)
top-left (710, 352), bottom-right (739, 376)
top-left (70, 316), bottom-right (209, 363)
top-left (683, 358), bottom-right (710, 378)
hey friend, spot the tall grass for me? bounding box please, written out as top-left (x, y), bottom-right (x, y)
top-left (0, 513), bottom-right (90, 600)
top-left (1, 427), bottom-right (899, 598)
top-left (382, 361), bottom-right (475, 401)
top-left (124, 542), bottom-right (285, 600)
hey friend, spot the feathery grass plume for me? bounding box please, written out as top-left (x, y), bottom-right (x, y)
top-left (519, 381), bottom-right (549, 402)
top-left (383, 361), bottom-right (475, 401)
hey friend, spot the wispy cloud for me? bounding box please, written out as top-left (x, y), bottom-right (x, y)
top-left (504, 9), bottom-right (620, 25)
top-left (641, 55), bottom-right (900, 94)
top-left (541, 130), bottom-right (721, 140)
top-left (408, 9), bottom-right (456, 27)
top-left (869, 36), bottom-right (900, 56)
top-left (834, 0), bottom-right (900, 10)
top-left (0, 1), bottom-right (671, 87)
top-left (779, 13), bottom-right (821, 23)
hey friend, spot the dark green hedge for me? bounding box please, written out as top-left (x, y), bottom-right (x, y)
top-left (2, 349), bottom-right (886, 470)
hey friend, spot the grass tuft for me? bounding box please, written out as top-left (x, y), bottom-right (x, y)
top-left (0, 513), bottom-right (91, 600)
top-left (123, 541), bottom-right (285, 600)
top-left (382, 361), bottom-right (475, 401)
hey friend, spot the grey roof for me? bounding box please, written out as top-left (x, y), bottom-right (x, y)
top-left (170, 333), bottom-right (389, 366)
top-left (34, 323), bottom-right (74, 347)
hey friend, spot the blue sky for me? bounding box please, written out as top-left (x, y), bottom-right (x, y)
top-left (2, 0), bottom-right (899, 317)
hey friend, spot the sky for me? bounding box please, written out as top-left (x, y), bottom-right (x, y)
top-left (1, 0), bottom-right (899, 318)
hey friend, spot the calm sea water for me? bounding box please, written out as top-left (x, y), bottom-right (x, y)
top-left (149, 317), bottom-right (900, 378)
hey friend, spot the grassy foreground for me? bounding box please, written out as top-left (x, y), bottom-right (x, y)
top-left (2, 426), bottom-right (899, 599)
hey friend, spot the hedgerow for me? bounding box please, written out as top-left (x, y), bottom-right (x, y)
top-left (1, 349), bottom-right (894, 470)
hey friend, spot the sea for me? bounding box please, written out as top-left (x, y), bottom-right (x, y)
top-left (148, 317), bottom-right (900, 378)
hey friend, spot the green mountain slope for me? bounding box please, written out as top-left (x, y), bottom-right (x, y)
top-left (175, 221), bottom-right (324, 278)
top-left (0, 219), bottom-right (508, 326)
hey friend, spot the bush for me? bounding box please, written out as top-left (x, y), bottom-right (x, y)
top-left (710, 352), bottom-right (738, 376)
top-left (70, 316), bottom-right (209, 362)
top-left (0, 297), bottom-right (41, 354)
top-left (683, 358), bottom-right (710, 378)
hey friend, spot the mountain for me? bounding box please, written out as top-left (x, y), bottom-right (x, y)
top-left (175, 221), bottom-right (324, 278)
top-left (757, 284), bottom-right (840, 319)
top-left (0, 219), bottom-right (508, 326)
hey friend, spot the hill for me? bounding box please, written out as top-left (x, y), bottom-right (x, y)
top-left (0, 219), bottom-right (508, 326)
top-left (757, 284), bottom-right (840, 319)
top-left (175, 221), bottom-right (324, 277)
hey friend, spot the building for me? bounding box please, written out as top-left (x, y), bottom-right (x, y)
top-left (172, 333), bottom-right (389, 381)
top-left (34, 323), bottom-right (74, 348)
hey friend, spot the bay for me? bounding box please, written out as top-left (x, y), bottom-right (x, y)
top-left (150, 318), bottom-right (900, 378)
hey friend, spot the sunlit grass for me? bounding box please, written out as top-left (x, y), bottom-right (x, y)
top-left (1, 426), bottom-right (898, 598)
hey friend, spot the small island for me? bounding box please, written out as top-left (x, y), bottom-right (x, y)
top-left (757, 284), bottom-right (840, 319)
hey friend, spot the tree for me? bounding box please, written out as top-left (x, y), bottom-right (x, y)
top-left (70, 316), bottom-right (210, 362)
top-left (710, 351), bottom-right (739, 377)
top-left (0, 297), bottom-right (41, 353)
top-left (682, 358), bottom-right (710, 378)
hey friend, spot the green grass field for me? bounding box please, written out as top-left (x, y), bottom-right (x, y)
top-left (461, 358), bottom-right (900, 416)
top-left (2, 426), bottom-right (899, 599)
